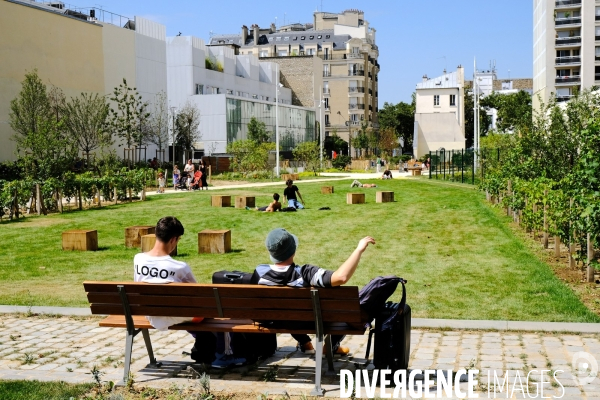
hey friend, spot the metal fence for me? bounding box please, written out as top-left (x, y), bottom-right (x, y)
top-left (428, 148), bottom-right (502, 185)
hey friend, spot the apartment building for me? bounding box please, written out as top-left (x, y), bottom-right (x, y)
top-left (210, 9), bottom-right (380, 153)
top-left (0, 0), bottom-right (166, 162)
top-left (533, 0), bottom-right (596, 108)
top-left (413, 67), bottom-right (466, 158)
top-left (167, 36), bottom-right (315, 156)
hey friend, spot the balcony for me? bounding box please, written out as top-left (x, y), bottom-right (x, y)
top-left (348, 103), bottom-right (365, 110)
top-left (596, 36), bottom-right (600, 41)
top-left (348, 87), bottom-right (365, 93)
top-left (347, 53), bottom-right (363, 59)
top-left (555, 56), bottom-right (581, 65)
top-left (323, 71), bottom-right (331, 77)
top-left (555, 17), bottom-right (581, 25)
top-left (325, 121), bottom-right (331, 127)
top-left (597, 15), bottom-right (600, 20)
top-left (369, 89), bottom-right (373, 95)
top-left (595, 73), bottom-right (600, 80)
top-left (323, 88), bottom-right (330, 95)
top-left (348, 70), bottom-right (365, 76)
top-left (555, 0), bottom-right (581, 7)
top-left (555, 36), bottom-right (581, 46)
top-left (555, 75), bottom-right (581, 84)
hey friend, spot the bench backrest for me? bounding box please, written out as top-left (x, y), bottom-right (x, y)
top-left (83, 281), bottom-right (364, 323)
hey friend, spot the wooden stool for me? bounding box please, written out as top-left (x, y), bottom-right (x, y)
top-left (235, 196), bottom-right (255, 209)
top-left (198, 229), bottom-right (231, 254)
top-left (211, 195), bottom-right (231, 207)
top-left (62, 230), bottom-right (98, 251)
top-left (141, 234), bottom-right (177, 256)
top-left (125, 226), bottom-right (155, 248)
top-left (321, 186), bottom-right (334, 194)
top-left (376, 191), bottom-right (394, 203)
top-left (346, 193), bottom-right (365, 204)
top-left (281, 173), bottom-right (299, 181)
top-left (412, 169), bottom-right (422, 176)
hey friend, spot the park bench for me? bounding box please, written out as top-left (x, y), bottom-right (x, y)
top-left (83, 281), bottom-right (368, 396)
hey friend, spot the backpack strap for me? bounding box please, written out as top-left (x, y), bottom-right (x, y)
top-left (363, 328), bottom-right (375, 365)
top-left (397, 278), bottom-right (407, 315)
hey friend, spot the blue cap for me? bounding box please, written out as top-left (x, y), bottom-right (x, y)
top-left (265, 228), bottom-right (298, 263)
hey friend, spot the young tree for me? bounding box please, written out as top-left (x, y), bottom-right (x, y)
top-left (377, 127), bottom-right (399, 157)
top-left (175, 101), bottom-right (201, 160)
top-left (480, 90), bottom-right (532, 133)
top-left (9, 70), bottom-right (76, 180)
top-left (63, 93), bottom-right (111, 164)
top-left (108, 79), bottom-right (150, 154)
top-left (293, 141), bottom-right (323, 175)
top-left (147, 91), bottom-right (170, 161)
top-left (227, 140), bottom-right (275, 173)
top-left (464, 88), bottom-right (491, 148)
top-left (247, 117), bottom-right (270, 143)
top-left (351, 122), bottom-right (370, 157)
top-left (378, 95), bottom-right (416, 151)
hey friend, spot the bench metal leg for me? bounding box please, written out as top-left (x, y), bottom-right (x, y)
top-left (141, 329), bottom-right (162, 367)
top-left (311, 334), bottom-right (324, 396)
top-left (324, 334), bottom-right (335, 373)
top-left (121, 330), bottom-right (135, 385)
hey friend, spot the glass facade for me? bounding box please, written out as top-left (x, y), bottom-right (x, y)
top-left (226, 98), bottom-right (316, 151)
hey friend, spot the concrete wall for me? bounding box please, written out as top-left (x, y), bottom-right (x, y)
top-left (413, 113), bottom-right (465, 158)
top-left (0, 0), bottom-right (106, 161)
top-left (267, 56), bottom-right (321, 107)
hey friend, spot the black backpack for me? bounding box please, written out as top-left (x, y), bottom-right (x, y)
top-left (359, 276), bottom-right (405, 326)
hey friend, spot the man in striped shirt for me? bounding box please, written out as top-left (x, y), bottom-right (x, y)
top-left (251, 228), bottom-right (375, 355)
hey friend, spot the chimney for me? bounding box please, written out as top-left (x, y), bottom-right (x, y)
top-left (270, 22), bottom-right (276, 33)
top-left (241, 25), bottom-right (248, 45)
top-left (422, 74), bottom-right (428, 82)
top-left (253, 24), bottom-right (259, 46)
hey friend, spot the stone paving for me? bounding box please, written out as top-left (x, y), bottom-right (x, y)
top-left (0, 314), bottom-right (599, 398)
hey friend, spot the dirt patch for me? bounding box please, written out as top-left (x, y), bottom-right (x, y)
top-left (0, 216), bottom-right (70, 228)
top-left (210, 180), bottom-right (252, 187)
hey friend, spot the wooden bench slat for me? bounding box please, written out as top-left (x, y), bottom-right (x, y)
top-left (98, 315), bottom-right (366, 335)
top-left (87, 293), bottom-right (359, 312)
top-left (84, 281), bottom-right (359, 300)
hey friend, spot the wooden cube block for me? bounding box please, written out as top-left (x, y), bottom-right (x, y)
top-left (235, 196), bottom-right (255, 209)
top-left (376, 191), bottom-right (394, 203)
top-left (211, 195), bottom-right (231, 207)
top-left (141, 234), bottom-right (177, 256)
top-left (321, 186), bottom-right (334, 194)
top-left (125, 225), bottom-right (155, 248)
top-left (62, 230), bottom-right (98, 251)
top-left (346, 193), bottom-right (365, 204)
top-left (198, 229), bottom-right (232, 254)
top-left (412, 169), bottom-right (422, 176)
top-left (281, 173), bottom-right (299, 181)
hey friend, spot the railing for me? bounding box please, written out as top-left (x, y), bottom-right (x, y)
top-left (597, 15), bottom-right (600, 20)
top-left (348, 87), bottom-right (365, 93)
top-left (595, 73), bottom-right (600, 80)
top-left (348, 70), bottom-right (365, 76)
top-left (322, 54), bottom-right (332, 60)
top-left (323, 71), bottom-right (331, 77)
top-left (325, 122), bottom-right (331, 127)
top-left (555, 17), bottom-right (581, 25)
top-left (556, 94), bottom-right (574, 102)
top-left (555, 36), bottom-right (581, 45)
top-left (67, 6), bottom-right (132, 27)
top-left (596, 36), bottom-right (600, 41)
top-left (555, 0), bottom-right (581, 7)
top-left (323, 88), bottom-right (330, 94)
top-left (555, 56), bottom-right (581, 64)
top-left (347, 53), bottom-right (363, 59)
top-left (348, 104), bottom-right (365, 110)
top-left (555, 75), bottom-right (581, 84)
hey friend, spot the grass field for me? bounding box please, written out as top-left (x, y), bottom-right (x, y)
top-left (0, 380), bottom-right (93, 400)
top-left (1, 178), bottom-right (598, 322)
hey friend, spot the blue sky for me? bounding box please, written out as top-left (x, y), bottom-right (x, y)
top-left (92, 0), bottom-right (532, 105)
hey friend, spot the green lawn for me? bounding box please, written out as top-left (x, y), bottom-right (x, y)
top-left (1, 179), bottom-right (598, 322)
top-left (0, 380), bottom-right (93, 400)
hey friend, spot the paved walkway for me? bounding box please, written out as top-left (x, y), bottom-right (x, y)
top-left (0, 312), bottom-right (598, 398)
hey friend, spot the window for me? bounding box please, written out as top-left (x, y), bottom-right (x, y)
top-left (226, 89), bottom-right (233, 95)
top-left (324, 98), bottom-right (329, 109)
top-left (350, 114), bottom-right (359, 122)
top-left (259, 50), bottom-right (268, 57)
top-left (195, 84), bottom-right (203, 95)
top-left (307, 48), bottom-right (314, 55)
top-left (309, 35), bottom-right (314, 39)
top-left (325, 114), bottom-right (330, 125)
top-left (317, 35), bottom-right (322, 39)
top-left (301, 36), bottom-right (305, 40)
top-left (352, 46), bottom-right (360, 54)
top-left (284, 37), bottom-right (289, 41)
top-left (276, 37), bottom-right (281, 41)
top-left (278, 50), bottom-right (288, 56)
top-left (450, 94), bottom-right (456, 106)
top-left (433, 95), bottom-right (440, 106)
top-left (325, 35), bottom-right (330, 39)
top-left (252, 94), bottom-right (258, 99)
top-left (293, 37), bottom-right (298, 41)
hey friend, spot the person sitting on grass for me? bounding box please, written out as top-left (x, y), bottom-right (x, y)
top-left (251, 228), bottom-right (376, 357)
top-left (284, 179), bottom-right (305, 209)
top-left (382, 170), bottom-right (393, 179)
top-left (247, 193), bottom-right (282, 212)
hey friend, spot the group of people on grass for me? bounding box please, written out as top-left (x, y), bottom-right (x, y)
top-left (134, 216), bottom-right (375, 367)
top-left (172, 159), bottom-right (208, 191)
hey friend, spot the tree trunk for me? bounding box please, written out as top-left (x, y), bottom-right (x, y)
top-left (587, 233), bottom-right (595, 283)
top-left (57, 189), bottom-right (63, 213)
top-left (543, 190), bottom-right (548, 248)
top-left (78, 185), bottom-right (83, 211)
top-left (554, 235), bottom-right (560, 259)
top-left (114, 186), bottom-right (118, 205)
top-left (36, 184), bottom-right (41, 216)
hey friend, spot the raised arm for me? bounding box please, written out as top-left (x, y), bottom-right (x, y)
top-left (330, 236), bottom-right (376, 286)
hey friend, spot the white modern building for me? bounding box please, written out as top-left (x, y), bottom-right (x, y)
top-left (533, 0), bottom-right (595, 108)
top-left (413, 67), bottom-right (466, 158)
top-left (167, 36), bottom-right (317, 157)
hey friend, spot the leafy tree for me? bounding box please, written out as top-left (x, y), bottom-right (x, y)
top-left (175, 102), bottom-right (202, 160)
top-left (377, 127), bottom-right (399, 157)
top-left (328, 132), bottom-right (348, 156)
top-left (378, 95), bottom-right (415, 152)
top-left (227, 139), bottom-right (275, 173)
top-left (9, 70), bottom-right (76, 180)
top-left (63, 93), bottom-right (111, 164)
top-left (480, 90), bottom-right (532, 133)
top-left (108, 79), bottom-right (150, 151)
top-left (351, 122), bottom-right (370, 157)
top-left (464, 88), bottom-right (491, 148)
top-left (292, 141), bottom-right (323, 175)
top-left (146, 91), bottom-right (170, 161)
top-left (247, 117), bottom-right (270, 143)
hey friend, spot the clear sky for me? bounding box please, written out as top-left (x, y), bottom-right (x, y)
top-left (90, 0), bottom-right (532, 105)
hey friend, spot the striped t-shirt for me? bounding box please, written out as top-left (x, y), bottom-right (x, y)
top-left (251, 263), bottom-right (333, 288)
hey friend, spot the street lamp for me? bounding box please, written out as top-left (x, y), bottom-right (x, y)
top-left (337, 111), bottom-right (351, 157)
top-left (317, 87), bottom-right (326, 171)
top-left (275, 63), bottom-right (280, 177)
